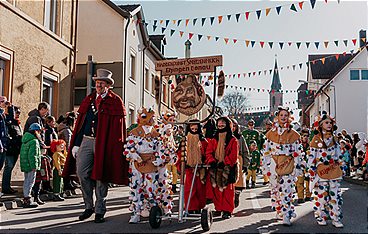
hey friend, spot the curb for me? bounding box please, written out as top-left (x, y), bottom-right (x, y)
top-left (343, 176), bottom-right (368, 187)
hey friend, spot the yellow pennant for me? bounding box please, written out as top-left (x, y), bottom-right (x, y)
top-left (321, 58), bottom-right (326, 64)
top-left (207, 35), bottom-right (212, 40)
top-left (160, 20), bottom-right (164, 24)
top-left (245, 40), bottom-right (250, 47)
top-left (173, 20), bottom-right (176, 25)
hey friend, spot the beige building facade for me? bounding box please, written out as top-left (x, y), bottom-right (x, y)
top-left (0, 0), bottom-right (77, 121)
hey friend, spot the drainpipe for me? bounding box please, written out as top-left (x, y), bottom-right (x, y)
top-left (123, 16), bottom-right (131, 105)
top-left (68, 0), bottom-right (78, 110)
top-left (86, 55), bottom-right (94, 95)
top-left (141, 44), bottom-right (147, 107)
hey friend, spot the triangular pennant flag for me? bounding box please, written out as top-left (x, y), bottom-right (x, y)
top-left (321, 58), bottom-right (326, 64)
top-left (260, 41), bottom-right (265, 48)
top-left (258, 71), bottom-right (261, 76)
top-left (177, 19), bottom-right (182, 26)
top-left (314, 41), bottom-right (320, 49)
top-left (279, 42), bottom-right (284, 50)
top-left (170, 29), bottom-right (175, 36)
top-left (352, 39), bottom-right (357, 46)
top-left (207, 35), bottom-right (211, 40)
top-left (299, 1), bottom-right (304, 9)
top-left (179, 31), bottom-right (184, 37)
top-left (251, 41), bottom-right (256, 47)
top-left (266, 8), bottom-right (271, 16)
top-left (193, 18), bottom-right (197, 26)
top-left (253, 72), bottom-right (256, 76)
top-left (343, 40), bottom-right (348, 46)
top-left (165, 20), bottom-right (170, 27)
top-left (227, 15), bottom-right (232, 21)
top-left (306, 42), bottom-right (310, 48)
top-left (248, 74), bottom-right (251, 78)
top-left (245, 40), bottom-right (250, 47)
top-left (296, 42), bottom-right (301, 49)
top-left (215, 37), bottom-right (219, 41)
top-left (324, 41), bottom-right (329, 48)
top-left (161, 27), bottom-right (166, 33)
top-left (185, 19), bottom-right (190, 26)
top-left (269, 69), bottom-right (273, 74)
top-left (288, 42), bottom-right (292, 47)
top-left (335, 54), bottom-right (339, 60)
top-left (264, 71), bottom-right (267, 75)
top-left (299, 63), bottom-right (303, 69)
top-left (276, 6), bottom-right (282, 15)
top-left (362, 38), bottom-right (366, 42)
top-left (245, 12), bottom-right (250, 20)
top-left (201, 18), bottom-right (206, 26)
top-left (218, 16), bottom-right (223, 24)
top-left (172, 20), bottom-right (176, 25)
top-left (210, 17), bottom-right (215, 25)
top-left (153, 25), bottom-right (157, 32)
top-left (292, 65), bottom-right (296, 70)
top-left (238, 74), bottom-right (241, 78)
top-left (334, 40), bottom-right (339, 47)
top-left (189, 33), bottom-right (194, 40)
top-left (310, 0), bottom-right (316, 9)
top-left (159, 20), bottom-right (164, 24)
top-left (268, 42), bottom-right (274, 49)
top-left (256, 10), bottom-right (262, 19)
top-left (290, 4), bottom-right (297, 12)
top-left (257, 88), bottom-right (260, 92)
top-left (233, 39), bottom-right (237, 44)
top-left (325, 0), bottom-right (328, 3)
top-left (224, 38), bottom-right (229, 44)
top-left (153, 20), bottom-right (157, 26)
top-left (198, 34), bottom-right (203, 41)
top-left (235, 13), bottom-right (241, 22)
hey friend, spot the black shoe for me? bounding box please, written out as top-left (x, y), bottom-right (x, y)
top-left (213, 211), bottom-right (222, 217)
top-left (251, 182), bottom-right (256, 188)
top-left (34, 197), bottom-right (45, 205)
top-left (79, 209), bottom-right (94, 221)
top-left (2, 188), bottom-right (17, 194)
top-left (94, 213), bottom-right (105, 223)
top-left (222, 211), bottom-right (231, 219)
top-left (263, 181), bottom-right (269, 185)
top-left (53, 194), bottom-right (65, 201)
top-left (234, 192), bottom-right (240, 208)
top-left (172, 184), bottom-right (177, 193)
top-left (304, 197), bottom-right (311, 202)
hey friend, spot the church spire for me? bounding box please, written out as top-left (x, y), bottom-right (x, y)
top-left (271, 57), bottom-right (282, 91)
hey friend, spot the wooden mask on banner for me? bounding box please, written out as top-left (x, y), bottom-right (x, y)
top-left (172, 74), bottom-right (206, 116)
top-left (217, 70), bottom-right (225, 97)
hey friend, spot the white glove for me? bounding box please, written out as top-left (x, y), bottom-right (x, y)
top-left (72, 146), bottom-right (80, 158)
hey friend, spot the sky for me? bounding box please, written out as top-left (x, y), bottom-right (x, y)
top-left (115, 0), bottom-right (367, 119)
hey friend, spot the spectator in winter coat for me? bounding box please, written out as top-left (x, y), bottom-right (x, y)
top-left (2, 106), bottom-right (22, 194)
top-left (20, 123), bottom-right (43, 208)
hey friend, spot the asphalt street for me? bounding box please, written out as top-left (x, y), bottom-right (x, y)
top-left (0, 176), bottom-right (367, 233)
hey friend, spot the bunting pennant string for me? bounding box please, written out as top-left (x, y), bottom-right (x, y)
top-left (145, 1), bottom-right (325, 28)
top-left (148, 21), bottom-right (361, 49)
top-left (196, 44), bottom-right (366, 80)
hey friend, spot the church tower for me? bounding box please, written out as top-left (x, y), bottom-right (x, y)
top-left (269, 58), bottom-right (283, 114)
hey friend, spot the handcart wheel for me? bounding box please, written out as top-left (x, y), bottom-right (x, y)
top-left (149, 206), bottom-right (162, 229)
top-left (200, 207), bottom-right (213, 231)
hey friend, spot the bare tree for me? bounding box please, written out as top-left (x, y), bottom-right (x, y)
top-left (219, 91), bottom-right (249, 116)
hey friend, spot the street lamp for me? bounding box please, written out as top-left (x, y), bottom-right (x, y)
top-left (298, 80), bottom-right (336, 120)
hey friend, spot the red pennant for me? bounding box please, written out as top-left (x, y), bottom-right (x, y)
top-left (352, 39), bottom-right (357, 46)
top-left (189, 33), bottom-right (194, 39)
top-left (233, 39), bottom-right (237, 44)
top-left (253, 72), bottom-right (256, 76)
top-left (218, 16), bottom-right (223, 24)
top-left (299, 1), bottom-right (304, 9)
top-left (288, 42), bottom-right (292, 46)
top-left (245, 12), bottom-right (250, 20)
top-left (238, 74), bottom-right (241, 78)
top-left (335, 54), bottom-right (339, 60)
top-left (342, 52), bottom-right (346, 56)
top-left (179, 31), bottom-right (184, 37)
top-left (185, 19), bottom-right (190, 26)
top-left (224, 38), bottom-right (229, 44)
top-left (260, 41), bottom-right (265, 48)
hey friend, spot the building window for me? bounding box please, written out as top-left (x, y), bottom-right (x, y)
top-left (151, 74), bottom-right (155, 95)
top-left (0, 47), bottom-right (13, 99)
top-left (272, 96), bottom-right (276, 106)
top-left (44, 0), bottom-right (58, 33)
top-left (130, 54), bottom-right (136, 81)
top-left (162, 82), bottom-right (167, 104)
top-left (128, 107), bottom-right (135, 127)
top-left (42, 68), bottom-right (59, 115)
top-left (0, 60), bottom-right (6, 96)
top-left (350, 70), bottom-right (360, 80)
top-left (361, 70), bottom-right (368, 80)
top-left (145, 67), bottom-right (150, 91)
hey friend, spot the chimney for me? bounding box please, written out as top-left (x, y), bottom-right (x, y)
top-left (359, 29), bottom-right (367, 48)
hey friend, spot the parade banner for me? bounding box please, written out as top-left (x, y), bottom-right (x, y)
top-left (156, 55), bottom-right (223, 76)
